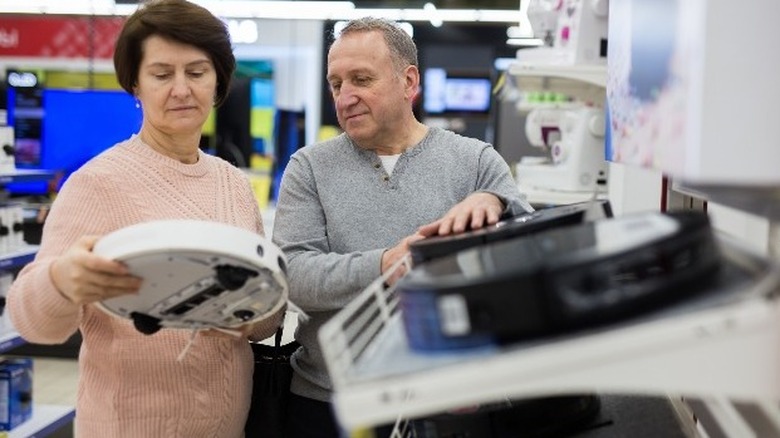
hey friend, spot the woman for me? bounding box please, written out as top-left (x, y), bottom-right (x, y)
top-left (7, 1), bottom-right (281, 436)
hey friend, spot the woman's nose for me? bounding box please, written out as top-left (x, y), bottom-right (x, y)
top-left (171, 74), bottom-right (192, 97)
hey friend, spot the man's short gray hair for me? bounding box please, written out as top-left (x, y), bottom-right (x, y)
top-left (333, 17), bottom-right (418, 71)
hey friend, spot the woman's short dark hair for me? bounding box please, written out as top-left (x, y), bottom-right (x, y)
top-left (113, 0), bottom-right (235, 107)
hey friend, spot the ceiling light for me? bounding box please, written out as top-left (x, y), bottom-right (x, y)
top-left (0, 0), bottom-right (526, 24)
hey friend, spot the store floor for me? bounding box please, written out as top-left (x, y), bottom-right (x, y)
top-left (33, 357), bottom-right (79, 406)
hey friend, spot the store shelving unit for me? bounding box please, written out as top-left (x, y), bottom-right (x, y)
top-left (0, 169), bottom-right (74, 436)
top-left (507, 62), bottom-right (606, 102)
top-left (507, 62), bottom-right (609, 205)
top-left (0, 246), bottom-right (38, 272)
top-left (319, 236), bottom-right (780, 435)
top-left (0, 170), bottom-right (56, 186)
top-left (0, 330), bottom-right (75, 437)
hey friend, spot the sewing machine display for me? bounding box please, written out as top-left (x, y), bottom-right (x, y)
top-left (511, 0), bottom-right (610, 201)
top-left (515, 104), bottom-right (608, 193)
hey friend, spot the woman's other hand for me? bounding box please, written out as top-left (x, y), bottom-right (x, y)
top-left (50, 235), bottom-right (142, 305)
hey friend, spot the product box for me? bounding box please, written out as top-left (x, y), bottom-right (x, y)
top-left (0, 359), bottom-right (33, 431)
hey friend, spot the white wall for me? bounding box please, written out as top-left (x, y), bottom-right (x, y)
top-left (232, 19), bottom-right (324, 146)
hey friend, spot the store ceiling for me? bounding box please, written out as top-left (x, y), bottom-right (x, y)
top-left (350, 0), bottom-right (520, 8)
top-left (113, 0), bottom-right (522, 7)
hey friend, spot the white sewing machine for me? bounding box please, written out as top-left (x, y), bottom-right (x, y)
top-left (515, 105), bottom-right (607, 193)
top-left (522, 0), bottom-right (610, 66)
top-left (510, 0), bottom-right (610, 201)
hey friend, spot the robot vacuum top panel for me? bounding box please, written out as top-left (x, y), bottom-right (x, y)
top-left (93, 219), bottom-right (288, 335)
top-left (409, 199), bottom-right (612, 264)
top-left (397, 211), bottom-right (720, 350)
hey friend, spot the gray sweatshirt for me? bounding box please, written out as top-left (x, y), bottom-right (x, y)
top-left (272, 127), bottom-right (531, 401)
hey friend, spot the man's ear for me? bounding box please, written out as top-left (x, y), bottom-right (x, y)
top-left (404, 65), bottom-right (420, 102)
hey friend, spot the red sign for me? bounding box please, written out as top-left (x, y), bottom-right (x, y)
top-left (0, 16), bottom-right (125, 59)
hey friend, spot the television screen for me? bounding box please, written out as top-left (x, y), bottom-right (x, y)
top-left (7, 88), bottom-right (142, 194)
top-left (424, 68), bottom-right (492, 115)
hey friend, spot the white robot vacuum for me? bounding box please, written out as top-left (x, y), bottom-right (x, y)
top-left (93, 219), bottom-right (288, 335)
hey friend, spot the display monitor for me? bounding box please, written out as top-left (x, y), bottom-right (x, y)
top-left (7, 88), bottom-right (142, 194)
top-left (423, 68), bottom-right (492, 115)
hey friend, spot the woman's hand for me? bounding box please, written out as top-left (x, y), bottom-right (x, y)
top-left (50, 235), bottom-right (143, 305)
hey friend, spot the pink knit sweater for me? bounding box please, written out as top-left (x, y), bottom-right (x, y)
top-left (8, 135), bottom-right (280, 437)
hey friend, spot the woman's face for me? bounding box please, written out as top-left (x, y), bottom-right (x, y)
top-left (134, 35), bottom-right (217, 139)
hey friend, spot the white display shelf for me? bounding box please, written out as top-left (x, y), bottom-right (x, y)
top-left (1, 330), bottom-right (75, 437)
top-left (6, 404), bottom-right (74, 438)
top-left (0, 330), bottom-right (27, 354)
top-left (517, 182), bottom-right (608, 207)
top-left (508, 62), bottom-right (606, 105)
top-left (508, 63), bottom-right (607, 88)
top-left (0, 170), bottom-right (56, 186)
top-left (0, 246), bottom-right (39, 272)
top-left (319, 237), bottom-right (780, 431)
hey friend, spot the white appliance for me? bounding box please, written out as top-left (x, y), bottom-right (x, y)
top-left (521, 0), bottom-right (609, 66)
top-left (516, 105), bottom-right (607, 193)
top-left (93, 219), bottom-right (288, 335)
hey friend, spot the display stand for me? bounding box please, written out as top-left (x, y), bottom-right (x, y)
top-left (508, 63), bottom-right (606, 102)
top-left (516, 182), bottom-right (608, 207)
top-left (0, 170), bottom-right (74, 436)
top-left (319, 235), bottom-right (780, 435)
top-left (0, 170), bottom-right (56, 186)
top-left (0, 329), bottom-right (75, 437)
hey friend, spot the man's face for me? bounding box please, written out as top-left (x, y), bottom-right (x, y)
top-left (326, 30), bottom-right (413, 149)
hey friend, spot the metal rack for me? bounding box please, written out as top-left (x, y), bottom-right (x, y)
top-left (319, 236), bottom-right (780, 435)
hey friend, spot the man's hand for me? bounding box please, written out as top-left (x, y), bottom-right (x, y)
top-left (381, 233), bottom-right (425, 286)
top-left (417, 192), bottom-right (504, 237)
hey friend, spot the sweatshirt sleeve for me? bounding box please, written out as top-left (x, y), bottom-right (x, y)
top-left (476, 146), bottom-right (534, 216)
top-left (6, 170), bottom-right (112, 344)
top-left (272, 155), bottom-right (383, 312)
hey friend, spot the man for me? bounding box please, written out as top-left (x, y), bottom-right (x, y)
top-left (273, 17), bottom-right (532, 437)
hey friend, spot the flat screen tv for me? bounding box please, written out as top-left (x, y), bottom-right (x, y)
top-left (7, 88), bottom-right (142, 194)
top-left (423, 68), bottom-right (492, 115)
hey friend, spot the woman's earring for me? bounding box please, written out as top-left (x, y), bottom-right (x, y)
top-left (134, 97), bottom-right (141, 109)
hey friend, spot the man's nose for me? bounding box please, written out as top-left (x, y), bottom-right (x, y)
top-left (335, 87), bottom-right (358, 110)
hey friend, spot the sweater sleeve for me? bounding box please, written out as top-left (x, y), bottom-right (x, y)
top-left (6, 170), bottom-right (114, 344)
top-left (476, 146), bottom-right (534, 216)
top-left (272, 154), bottom-right (383, 312)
